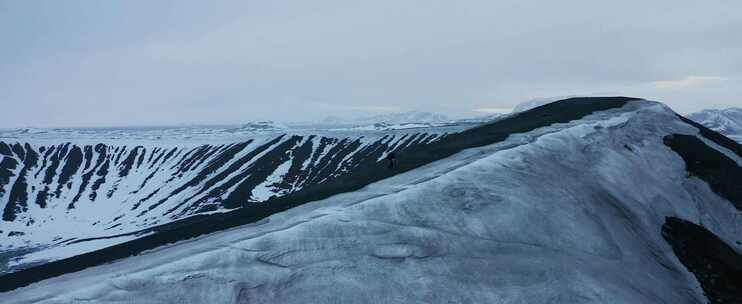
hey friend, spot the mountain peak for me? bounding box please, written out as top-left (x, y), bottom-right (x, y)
top-left (688, 107), bottom-right (742, 142)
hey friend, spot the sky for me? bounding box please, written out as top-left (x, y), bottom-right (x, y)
top-left (1, 0), bottom-right (741, 128)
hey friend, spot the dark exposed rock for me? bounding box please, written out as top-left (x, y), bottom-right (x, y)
top-left (663, 134), bottom-right (742, 210)
top-left (662, 217), bottom-right (742, 304)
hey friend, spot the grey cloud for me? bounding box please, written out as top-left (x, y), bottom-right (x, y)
top-left (1, 0), bottom-right (741, 127)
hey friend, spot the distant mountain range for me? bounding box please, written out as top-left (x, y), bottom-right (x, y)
top-left (687, 108), bottom-right (742, 143)
top-left (321, 111), bottom-right (509, 131)
top-left (225, 121), bottom-right (288, 132)
top-left (322, 111), bottom-right (451, 125)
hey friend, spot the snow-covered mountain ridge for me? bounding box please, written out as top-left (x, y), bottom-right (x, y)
top-left (0, 129), bottom-right (453, 273)
top-left (1, 97), bottom-right (740, 303)
top-left (687, 107), bottom-right (742, 143)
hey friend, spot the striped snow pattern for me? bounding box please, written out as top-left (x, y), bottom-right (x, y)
top-left (0, 132), bottom-right (443, 244)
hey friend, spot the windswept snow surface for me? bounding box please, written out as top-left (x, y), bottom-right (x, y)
top-left (3, 100), bottom-right (740, 303)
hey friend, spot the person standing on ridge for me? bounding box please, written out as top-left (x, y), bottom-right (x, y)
top-left (387, 152), bottom-right (396, 169)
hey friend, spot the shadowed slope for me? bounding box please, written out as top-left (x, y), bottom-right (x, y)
top-left (662, 217), bottom-right (742, 304)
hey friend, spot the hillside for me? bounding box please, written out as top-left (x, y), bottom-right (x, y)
top-left (1, 98), bottom-right (740, 303)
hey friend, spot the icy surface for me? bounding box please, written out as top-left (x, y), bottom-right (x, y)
top-left (3, 101), bottom-right (741, 303)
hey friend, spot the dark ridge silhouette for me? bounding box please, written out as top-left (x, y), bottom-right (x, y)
top-left (135, 148), bottom-right (146, 169)
top-left (676, 114), bottom-right (742, 157)
top-left (10, 143), bottom-right (25, 161)
top-left (169, 147), bottom-right (194, 171)
top-left (131, 188), bottom-right (161, 211)
top-left (88, 158), bottom-right (110, 201)
top-left (71, 144), bottom-right (107, 205)
top-left (3, 145), bottom-right (38, 220)
top-left (200, 142), bottom-right (250, 175)
top-left (178, 145), bottom-right (210, 172)
top-left (309, 138), bottom-right (362, 183)
top-left (0, 157), bottom-right (17, 197)
top-left (662, 217), bottom-right (742, 304)
top-left (663, 134), bottom-right (742, 210)
top-left (22, 144), bottom-right (39, 167)
top-left (112, 146), bottom-right (126, 164)
top-left (275, 136), bottom-right (315, 190)
top-left (159, 147), bottom-right (178, 165)
top-left (42, 145), bottom-right (64, 185)
top-left (56, 146), bottom-right (83, 199)
top-left (146, 147), bottom-right (158, 163)
top-left (134, 168), bottom-right (160, 193)
top-left (32, 145), bottom-right (63, 209)
top-left (0, 96), bottom-right (635, 292)
top-left (0, 142), bottom-right (11, 156)
top-left (159, 136), bottom-right (288, 216)
top-left (32, 145), bottom-right (54, 180)
top-left (221, 135), bottom-right (304, 209)
top-left (159, 142), bottom-right (251, 202)
top-left (0, 158), bottom-right (18, 219)
top-left (301, 137), bottom-right (337, 183)
top-left (4, 167), bottom-right (30, 221)
top-left (118, 146), bottom-right (142, 178)
top-left (82, 145), bottom-right (93, 171)
top-left (188, 144), bottom-right (224, 172)
top-left (147, 147), bottom-right (166, 170)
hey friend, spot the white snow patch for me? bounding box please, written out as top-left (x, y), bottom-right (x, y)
top-left (251, 159), bottom-right (293, 202)
top-left (7, 233), bottom-right (148, 270)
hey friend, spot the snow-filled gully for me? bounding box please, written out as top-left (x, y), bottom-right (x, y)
top-left (2, 99), bottom-right (741, 303)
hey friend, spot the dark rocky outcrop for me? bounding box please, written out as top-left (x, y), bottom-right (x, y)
top-left (662, 217), bottom-right (742, 304)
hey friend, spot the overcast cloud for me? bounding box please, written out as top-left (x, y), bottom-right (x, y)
top-left (1, 0), bottom-right (740, 127)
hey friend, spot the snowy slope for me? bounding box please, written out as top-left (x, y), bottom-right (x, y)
top-left (2, 100), bottom-right (740, 303)
top-left (0, 128), bottom-right (460, 272)
top-left (687, 108), bottom-right (742, 143)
